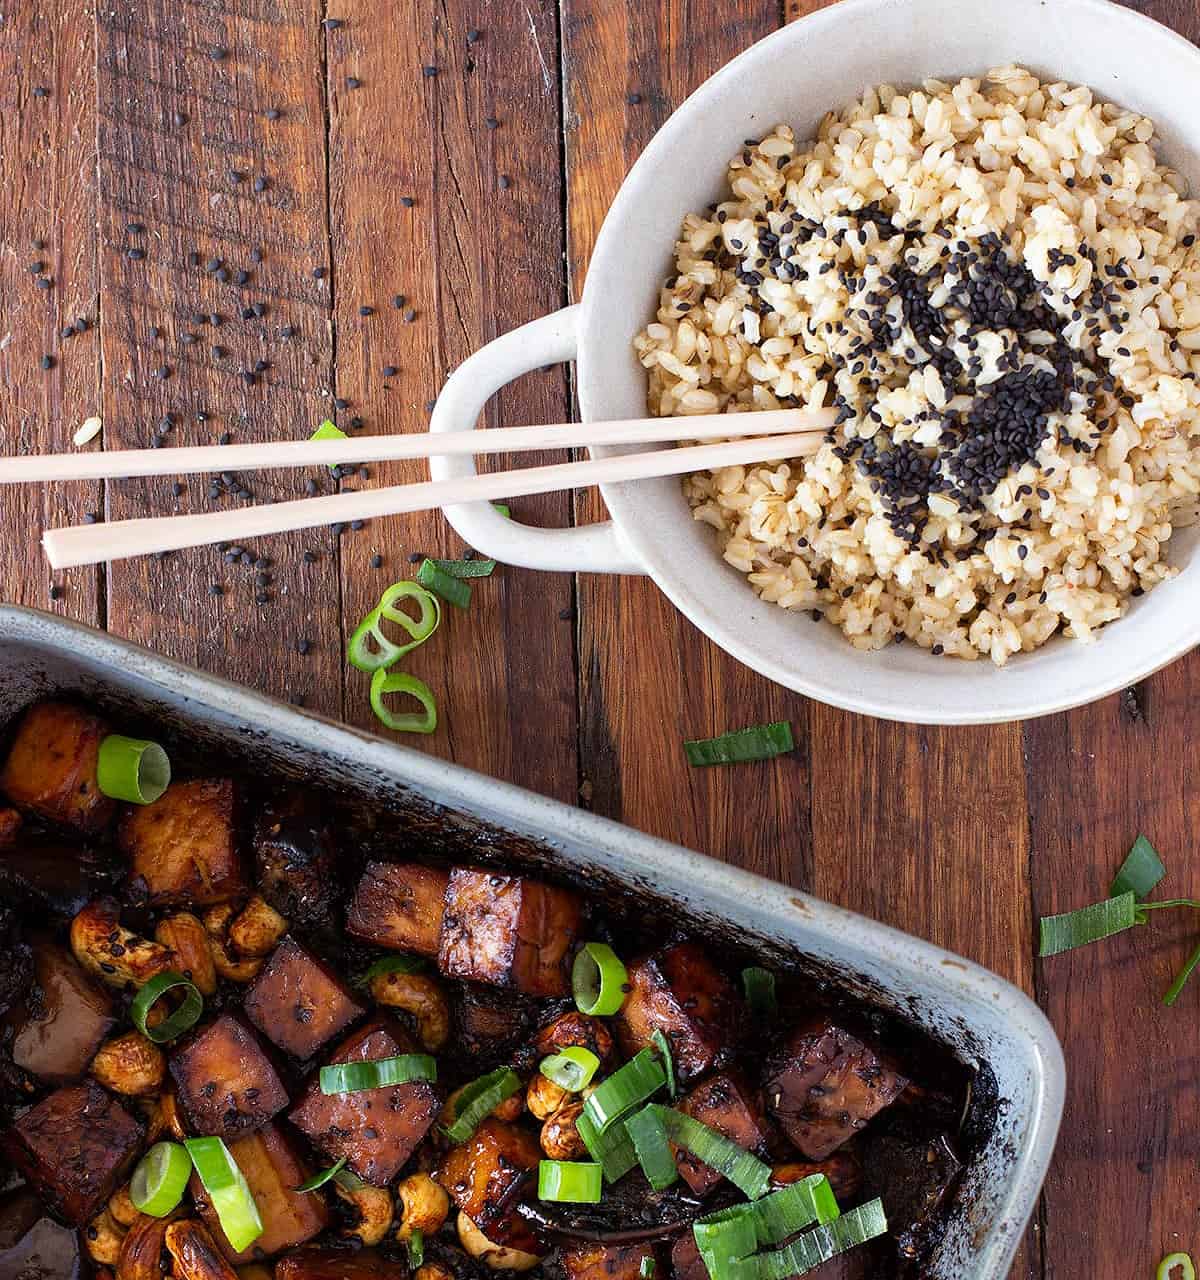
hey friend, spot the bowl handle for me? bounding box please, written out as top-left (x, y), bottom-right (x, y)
top-left (429, 305), bottom-right (645, 574)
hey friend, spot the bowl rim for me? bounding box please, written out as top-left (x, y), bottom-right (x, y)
top-left (577, 0), bottom-right (1200, 723)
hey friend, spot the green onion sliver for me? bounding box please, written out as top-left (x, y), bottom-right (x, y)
top-left (658, 1107), bottom-right (771, 1201)
top-left (185, 1136), bottom-right (264, 1254)
top-left (443, 1067), bottom-right (523, 1144)
top-left (694, 1206), bottom-right (758, 1265)
top-left (541, 1047), bottom-right (600, 1093)
top-left (751, 1176), bottom-right (840, 1244)
top-left (741, 967), bottom-right (777, 1023)
top-left (293, 1157), bottom-right (347, 1193)
top-left (358, 954), bottom-right (427, 986)
top-left (408, 1229), bottom-right (425, 1268)
top-left (1038, 890), bottom-right (1139, 957)
top-left (131, 971), bottom-right (203, 1044)
top-left (576, 1108), bottom-right (638, 1184)
top-left (683, 722), bottom-right (793, 768)
top-left (428, 557), bottom-right (497, 579)
top-left (310, 419), bottom-right (348, 473)
top-left (129, 1142), bottom-right (192, 1217)
top-left (1163, 938), bottom-right (1200, 1007)
top-left (538, 1160), bottom-right (603, 1204)
top-left (650, 1029), bottom-right (676, 1099)
top-left (640, 1259), bottom-right (655, 1279)
top-left (319, 1054), bottom-right (437, 1095)
top-left (754, 1199), bottom-right (887, 1280)
top-left (97, 735), bottom-right (171, 805)
top-left (1159, 1254), bottom-right (1197, 1280)
top-left (370, 669), bottom-right (438, 734)
top-left (1110, 834), bottom-right (1167, 900)
top-left (493, 503), bottom-right (511, 519)
top-left (582, 1049), bottom-right (667, 1135)
top-left (348, 582), bottom-right (441, 674)
top-left (572, 942), bottom-right (628, 1016)
top-left (623, 1105), bottom-right (679, 1191)
top-left (417, 558), bottom-right (472, 609)
top-left (334, 1168), bottom-right (366, 1192)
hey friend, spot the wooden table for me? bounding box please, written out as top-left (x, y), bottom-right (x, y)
top-left (1, 0), bottom-right (1197, 1274)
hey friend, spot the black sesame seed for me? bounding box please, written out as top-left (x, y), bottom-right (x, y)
top-left (303, 550), bottom-right (318, 564)
top-left (324, 16), bottom-right (343, 28)
top-left (467, 27), bottom-right (481, 42)
top-left (359, 305), bottom-right (373, 316)
top-left (313, 266), bottom-right (327, 279)
top-left (36, 277), bottom-right (52, 289)
top-left (235, 269), bottom-right (250, 285)
top-left (40, 354), bottom-right (54, 370)
top-left (370, 554), bottom-right (383, 568)
top-left (401, 196), bottom-right (415, 208)
top-left (403, 308), bottom-right (416, 323)
top-left (209, 45), bottom-right (227, 60)
top-left (127, 247), bottom-right (146, 260)
top-left (33, 86), bottom-right (49, 98)
top-left (422, 65), bottom-right (438, 77)
top-left (296, 638), bottom-right (311, 655)
top-left (265, 108), bottom-right (281, 121)
top-left (382, 365), bottom-right (398, 377)
top-left (392, 294), bottom-right (407, 309)
top-left (626, 92), bottom-right (642, 105)
top-left (346, 76), bottom-right (361, 90)
top-left (498, 174), bottom-right (511, 189)
top-left (253, 175), bottom-right (268, 193)
top-left (334, 397), bottom-right (350, 410)
top-left (172, 110), bottom-right (188, 126)
top-left (485, 116), bottom-right (499, 130)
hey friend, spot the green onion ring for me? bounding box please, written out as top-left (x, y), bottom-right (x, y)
top-left (540, 1047), bottom-right (601, 1093)
top-left (1159, 1255), bottom-right (1197, 1280)
top-left (369, 670), bottom-right (438, 734)
top-left (185, 1136), bottom-right (264, 1253)
top-left (582, 1049), bottom-right (666, 1135)
top-left (131, 971), bottom-right (203, 1044)
top-left (348, 582), bottom-right (441, 673)
top-left (96, 735), bottom-right (171, 805)
top-left (575, 1108), bottom-right (638, 1184)
top-left (129, 1142), bottom-right (192, 1217)
top-left (292, 1157), bottom-right (348, 1193)
top-left (442, 1067), bottom-right (523, 1144)
top-left (640, 1259), bottom-right (656, 1279)
top-left (320, 1054), bottom-right (437, 1095)
top-left (572, 942), bottom-right (628, 1016)
top-left (537, 1160), bottom-right (603, 1204)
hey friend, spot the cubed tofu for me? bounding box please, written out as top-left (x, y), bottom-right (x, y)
top-left (563, 1242), bottom-right (656, 1280)
top-left (0, 807), bottom-right (20, 845)
top-left (119, 778), bottom-right (245, 907)
top-left (438, 867), bottom-right (582, 997)
top-left (671, 1233), bottom-right (707, 1280)
top-left (674, 1072), bottom-right (770, 1195)
top-left (191, 1123), bottom-right (331, 1262)
top-left (289, 1017), bottom-right (440, 1185)
top-left (0, 701), bottom-right (115, 834)
top-left (346, 861), bottom-right (448, 956)
top-left (12, 942), bottom-right (117, 1085)
top-left (763, 1018), bottom-right (909, 1160)
top-left (615, 943), bottom-right (740, 1084)
top-left (253, 791), bottom-right (341, 927)
top-left (0, 1081), bottom-right (142, 1224)
top-left (276, 1248), bottom-right (407, 1280)
top-left (771, 1149), bottom-right (863, 1203)
top-left (243, 937), bottom-right (365, 1060)
top-left (434, 1117), bottom-right (541, 1234)
top-left (169, 1014), bottom-right (289, 1140)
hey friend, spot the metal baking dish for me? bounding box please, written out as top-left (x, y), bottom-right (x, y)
top-left (0, 605), bottom-right (1063, 1279)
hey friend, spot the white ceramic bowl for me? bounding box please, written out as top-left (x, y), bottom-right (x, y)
top-left (431, 0), bottom-right (1200, 725)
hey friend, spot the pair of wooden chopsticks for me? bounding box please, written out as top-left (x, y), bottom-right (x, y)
top-left (0, 408), bottom-right (835, 569)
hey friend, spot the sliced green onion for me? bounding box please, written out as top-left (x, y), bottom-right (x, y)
top-left (683, 722), bottom-right (793, 768)
top-left (292, 1157), bottom-right (347, 1193)
top-left (428, 556), bottom-right (497, 579)
top-left (751, 1176), bottom-right (840, 1244)
top-left (1110, 834), bottom-right (1167, 900)
top-left (572, 942), bottom-right (628, 1016)
top-left (541, 1047), bottom-right (601, 1093)
top-left (334, 1168), bottom-right (366, 1192)
top-left (576, 1108), bottom-right (638, 1183)
top-left (754, 1199), bottom-right (887, 1279)
top-left (185, 1136), bottom-right (264, 1254)
top-left (407, 1229), bottom-right (425, 1268)
top-left (1163, 938), bottom-right (1200, 1007)
top-left (347, 582), bottom-right (441, 673)
top-left (131, 971), bottom-right (203, 1044)
top-left (1038, 890), bottom-right (1139, 957)
top-left (370, 669), bottom-right (438, 734)
top-left (310, 419), bottom-right (348, 473)
top-left (443, 1067), bottom-right (523, 1144)
top-left (741, 967), bottom-right (777, 1022)
top-left (657, 1107), bottom-right (771, 1200)
top-left (357, 954), bottom-right (427, 986)
top-left (97, 735), bottom-right (172, 805)
top-left (694, 1206), bottom-right (757, 1264)
top-left (640, 1259), bottom-right (655, 1279)
top-left (623, 1105), bottom-right (679, 1191)
top-left (319, 1054), bottom-right (437, 1095)
top-left (582, 1049), bottom-right (667, 1135)
top-left (129, 1142), bottom-right (192, 1217)
top-left (493, 503), bottom-right (511, 519)
top-left (650, 1029), bottom-right (676, 1099)
top-left (417, 558), bottom-right (472, 609)
top-left (538, 1160), bottom-right (603, 1204)
top-left (1159, 1254), bottom-right (1197, 1280)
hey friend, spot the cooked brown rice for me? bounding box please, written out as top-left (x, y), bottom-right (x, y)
top-left (635, 67), bottom-right (1200, 665)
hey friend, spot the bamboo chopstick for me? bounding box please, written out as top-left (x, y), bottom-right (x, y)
top-left (42, 430), bottom-right (828, 569)
top-left (3, 408), bottom-right (834, 484)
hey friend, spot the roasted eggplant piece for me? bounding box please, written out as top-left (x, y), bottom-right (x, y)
top-left (243, 937), bottom-right (366, 1060)
top-left (615, 943), bottom-right (740, 1084)
top-left (289, 1016), bottom-right (441, 1185)
top-left (10, 940), bottom-right (117, 1085)
top-left (763, 1017), bottom-right (910, 1160)
top-left (253, 792), bottom-right (341, 927)
top-left (169, 1013), bottom-right (289, 1140)
top-left (119, 778), bottom-right (246, 907)
top-left (0, 700), bottom-right (116, 833)
top-left (346, 860), bottom-right (449, 956)
top-left (862, 1120), bottom-right (963, 1260)
top-left (0, 1080), bottom-right (143, 1224)
top-left (562, 1241), bottom-right (656, 1280)
top-left (434, 1117), bottom-right (542, 1236)
top-left (0, 1187), bottom-right (85, 1280)
top-left (673, 1072), bottom-right (770, 1196)
top-left (276, 1247), bottom-right (408, 1280)
top-left (438, 868), bottom-right (582, 997)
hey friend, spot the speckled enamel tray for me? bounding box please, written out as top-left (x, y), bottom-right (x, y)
top-left (0, 605), bottom-right (1063, 1277)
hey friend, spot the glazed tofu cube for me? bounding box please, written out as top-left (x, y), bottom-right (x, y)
top-left (289, 1017), bottom-right (440, 1185)
top-left (243, 937), bottom-right (366, 1060)
top-left (119, 778), bottom-right (245, 907)
top-left (253, 792), bottom-right (341, 927)
top-left (563, 1242), bottom-right (656, 1280)
top-left (169, 1014), bottom-right (289, 1140)
top-left (438, 867), bottom-right (582, 996)
top-left (615, 943), bottom-right (740, 1084)
top-left (434, 1117), bottom-right (541, 1234)
top-left (674, 1072), bottom-right (770, 1195)
top-left (192, 1123), bottom-right (331, 1262)
top-left (671, 1233), bottom-right (707, 1280)
top-left (763, 1018), bottom-right (909, 1159)
top-left (0, 701), bottom-right (115, 834)
top-left (771, 1149), bottom-right (863, 1203)
top-left (346, 861), bottom-right (448, 956)
top-left (11, 942), bottom-right (117, 1085)
top-left (0, 1080), bottom-right (143, 1224)
top-left (276, 1249), bottom-right (407, 1280)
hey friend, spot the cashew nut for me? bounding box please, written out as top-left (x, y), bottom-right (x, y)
top-left (108, 1184), bottom-right (141, 1228)
top-left (334, 1179), bottom-right (394, 1246)
top-left (368, 970), bottom-right (450, 1052)
top-left (85, 1209), bottom-right (127, 1266)
top-left (394, 1172), bottom-right (450, 1243)
top-left (237, 1268), bottom-right (274, 1280)
top-left (117, 1209), bottom-right (179, 1280)
top-left (227, 895), bottom-right (288, 958)
top-left (165, 1219), bottom-right (239, 1280)
top-left (202, 904), bottom-right (264, 983)
top-left (91, 1031), bottom-right (166, 1096)
top-left (71, 898), bottom-right (177, 990)
top-left (526, 1072), bottom-right (569, 1121)
top-left (442, 1080), bottom-right (523, 1130)
top-left (457, 1213), bottom-right (541, 1272)
top-left (156, 913), bottom-right (218, 996)
top-left (143, 1087), bottom-right (188, 1142)
top-left (415, 1266), bottom-right (456, 1280)
top-left (540, 1100), bottom-right (587, 1160)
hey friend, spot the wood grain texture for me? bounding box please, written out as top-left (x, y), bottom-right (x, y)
top-left (325, 0), bottom-right (578, 799)
top-left (0, 0), bottom-right (101, 623)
